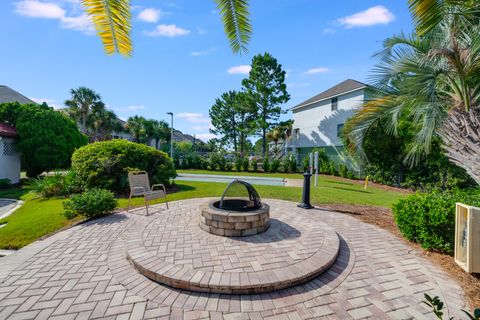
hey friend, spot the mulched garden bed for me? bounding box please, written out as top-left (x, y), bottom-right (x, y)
top-left (319, 203), bottom-right (480, 309)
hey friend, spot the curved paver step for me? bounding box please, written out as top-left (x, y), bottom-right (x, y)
top-left (125, 207), bottom-right (340, 294)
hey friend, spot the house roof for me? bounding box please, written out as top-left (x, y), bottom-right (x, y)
top-left (0, 85), bottom-right (36, 105)
top-left (291, 79), bottom-right (367, 110)
top-left (0, 123), bottom-right (18, 138)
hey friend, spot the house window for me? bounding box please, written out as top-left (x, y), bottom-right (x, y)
top-left (294, 128), bottom-right (300, 139)
top-left (331, 97), bottom-right (338, 111)
top-left (3, 142), bottom-right (16, 156)
top-left (337, 124), bottom-right (344, 137)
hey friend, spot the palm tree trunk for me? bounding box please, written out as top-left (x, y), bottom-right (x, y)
top-left (439, 108), bottom-right (480, 184)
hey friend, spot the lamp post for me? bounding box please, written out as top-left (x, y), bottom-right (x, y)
top-left (167, 112), bottom-right (173, 159)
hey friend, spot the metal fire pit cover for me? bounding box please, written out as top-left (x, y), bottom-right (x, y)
top-left (216, 179), bottom-right (262, 212)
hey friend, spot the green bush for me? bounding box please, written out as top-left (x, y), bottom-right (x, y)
top-left (263, 157), bottom-right (270, 173)
top-left (235, 157), bottom-right (243, 172)
top-left (71, 140), bottom-right (176, 193)
top-left (252, 159), bottom-right (258, 172)
top-left (0, 102), bottom-right (88, 177)
top-left (225, 161), bottom-right (233, 171)
top-left (0, 178), bottom-right (10, 187)
top-left (393, 188), bottom-right (480, 254)
top-left (271, 159), bottom-right (280, 173)
top-left (242, 157), bottom-right (249, 172)
top-left (63, 188), bottom-right (118, 219)
top-left (25, 170), bottom-right (82, 198)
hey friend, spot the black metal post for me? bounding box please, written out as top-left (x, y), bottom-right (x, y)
top-left (298, 171), bottom-right (313, 209)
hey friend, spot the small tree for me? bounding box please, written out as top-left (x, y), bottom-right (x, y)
top-left (242, 52), bottom-right (290, 157)
top-left (0, 102), bottom-right (88, 177)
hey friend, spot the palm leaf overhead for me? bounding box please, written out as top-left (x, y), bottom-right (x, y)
top-left (82, 0), bottom-right (132, 56)
top-left (81, 0), bottom-right (250, 56)
top-left (214, 0), bottom-right (252, 54)
top-left (408, 0), bottom-right (480, 35)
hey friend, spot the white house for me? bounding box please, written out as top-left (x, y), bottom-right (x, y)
top-left (0, 123), bottom-right (21, 184)
top-left (0, 85), bottom-right (37, 184)
top-left (286, 79), bottom-right (370, 160)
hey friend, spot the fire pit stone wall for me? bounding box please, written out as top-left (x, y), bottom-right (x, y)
top-left (200, 201), bottom-right (270, 237)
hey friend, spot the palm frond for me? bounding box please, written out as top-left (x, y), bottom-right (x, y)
top-left (214, 0), bottom-right (252, 54)
top-left (82, 0), bottom-right (132, 56)
top-left (409, 0), bottom-right (479, 35)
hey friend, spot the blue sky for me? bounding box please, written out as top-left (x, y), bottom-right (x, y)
top-left (0, 0), bottom-right (413, 141)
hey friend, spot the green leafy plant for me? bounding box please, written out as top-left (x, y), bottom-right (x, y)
top-left (423, 293), bottom-right (480, 319)
top-left (263, 157), bottom-right (270, 173)
top-left (63, 188), bottom-right (118, 220)
top-left (71, 140), bottom-right (176, 193)
top-left (225, 161), bottom-right (233, 172)
top-left (235, 157), bottom-right (243, 172)
top-left (252, 159), bottom-right (258, 172)
top-left (242, 157), bottom-right (249, 172)
top-left (270, 159), bottom-right (280, 173)
top-left (25, 170), bottom-right (82, 198)
top-left (393, 189), bottom-right (480, 253)
top-left (0, 178), bottom-right (11, 188)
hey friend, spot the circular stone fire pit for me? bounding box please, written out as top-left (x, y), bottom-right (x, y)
top-left (199, 180), bottom-right (270, 237)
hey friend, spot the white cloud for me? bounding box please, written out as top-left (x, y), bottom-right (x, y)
top-left (192, 125), bottom-right (212, 131)
top-left (144, 24), bottom-right (190, 37)
top-left (227, 65), bottom-right (251, 75)
top-left (15, 0), bottom-right (94, 34)
top-left (197, 27), bottom-right (207, 35)
top-left (138, 8), bottom-right (162, 23)
top-left (337, 5), bottom-right (394, 28)
top-left (30, 97), bottom-right (64, 109)
top-left (15, 0), bottom-right (65, 19)
top-left (322, 28), bottom-right (336, 34)
top-left (304, 67), bottom-right (330, 75)
top-left (61, 14), bottom-right (94, 33)
top-left (190, 46), bottom-right (216, 57)
top-left (115, 105), bottom-right (145, 112)
top-left (195, 133), bottom-right (217, 141)
top-left (176, 112), bottom-right (210, 123)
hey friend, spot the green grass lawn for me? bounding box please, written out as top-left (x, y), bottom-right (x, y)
top-left (0, 179), bottom-right (407, 250)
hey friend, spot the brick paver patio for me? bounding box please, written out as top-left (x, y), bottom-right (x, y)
top-left (0, 198), bottom-right (465, 319)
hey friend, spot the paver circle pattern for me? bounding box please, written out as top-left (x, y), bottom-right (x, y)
top-left (0, 198), bottom-right (466, 319)
top-left (124, 201), bottom-right (340, 294)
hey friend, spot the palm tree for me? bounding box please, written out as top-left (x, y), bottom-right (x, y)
top-left (81, 0), bottom-right (251, 56)
top-left (345, 13), bottom-right (480, 183)
top-left (91, 108), bottom-right (122, 140)
top-left (266, 127), bottom-right (283, 159)
top-left (65, 87), bottom-right (104, 135)
top-left (126, 115), bottom-right (147, 143)
top-left (150, 120), bottom-right (170, 150)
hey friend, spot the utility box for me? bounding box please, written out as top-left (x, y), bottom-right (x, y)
top-left (455, 203), bottom-right (480, 273)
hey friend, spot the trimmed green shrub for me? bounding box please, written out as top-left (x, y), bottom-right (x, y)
top-left (63, 188), bottom-right (118, 219)
top-left (271, 159), bottom-right (280, 173)
top-left (263, 157), bottom-right (270, 173)
top-left (71, 140), bottom-right (176, 193)
top-left (0, 178), bottom-right (11, 187)
top-left (242, 157), bottom-right (249, 172)
top-left (252, 159), bottom-right (258, 172)
top-left (235, 157), bottom-right (243, 172)
top-left (393, 188), bottom-right (480, 254)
